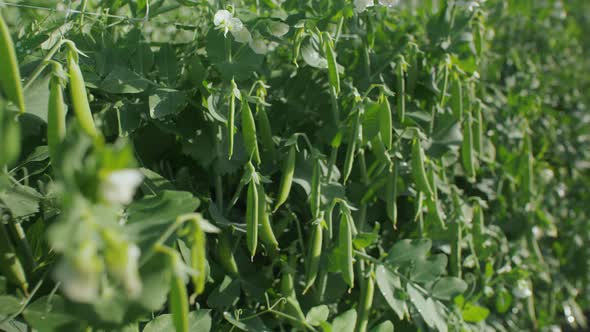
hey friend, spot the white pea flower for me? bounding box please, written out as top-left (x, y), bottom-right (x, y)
top-left (354, 0), bottom-right (374, 13)
top-left (101, 169), bottom-right (144, 205)
top-left (378, 0), bottom-right (399, 7)
top-left (268, 21), bottom-right (289, 37)
top-left (54, 243), bottom-right (102, 303)
top-left (214, 10), bottom-right (242, 36)
top-left (232, 27), bottom-right (252, 43)
top-left (111, 244), bottom-right (142, 298)
top-left (512, 279), bottom-right (532, 299)
top-left (249, 33), bottom-right (268, 54)
top-left (214, 9), bottom-right (252, 43)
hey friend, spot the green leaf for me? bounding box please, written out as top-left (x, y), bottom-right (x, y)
top-left (0, 183), bottom-right (42, 219)
top-left (306, 305), bottom-right (329, 326)
top-left (375, 265), bottom-right (407, 320)
top-left (156, 44), bottom-right (178, 86)
top-left (149, 88), bottom-right (187, 119)
top-left (0, 295), bottom-right (20, 317)
top-left (223, 311), bottom-right (271, 332)
top-left (331, 308), bottom-right (357, 332)
top-left (387, 239), bottom-right (432, 265)
top-left (407, 283), bottom-right (445, 330)
top-left (100, 67), bottom-right (150, 94)
top-left (431, 277), bottom-right (467, 301)
top-left (495, 289), bottom-right (512, 314)
top-left (369, 320), bottom-right (394, 332)
top-left (206, 275), bottom-right (240, 309)
top-left (462, 303), bottom-right (490, 323)
top-left (126, 190), bottom-right (200, 249)
top-left (143, 310), bottom-right (212, 332)
top-left (23, 296), bottom-right (83, 332)
top-left (353, 232), bottom-right (379, 249)
top-left (410, 254), bottom-right (448, 283)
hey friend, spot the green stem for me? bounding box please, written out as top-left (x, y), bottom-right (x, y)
top-left (24, 40), bottom-right (67, 91)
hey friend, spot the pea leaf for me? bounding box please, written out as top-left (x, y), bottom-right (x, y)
top-left (100, 67), bottom-right (150, 94)
top-left (331, 308), bottom-right (357, 332)
top-left (461, 303), bottom-right (490, 323)
top-left (306, 305), bottom-right (329, 326)
top-left (143, 310), bottom-right (212, 332)
top-left (410, 254), bottom-right (448, 283)
top-left (386, 239), bottom-right (432, 265)
top-left (432, 277), bottom-right (468, 301)
top-left (375, 265), bottom-right (408, 320)
top-left (370, 321), bottom-right (394, 332)
top-left (149, 88), bottom-right (187, 119)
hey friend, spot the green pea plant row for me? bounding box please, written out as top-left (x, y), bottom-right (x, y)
top-left (0, 0), bottom-right (589, 331)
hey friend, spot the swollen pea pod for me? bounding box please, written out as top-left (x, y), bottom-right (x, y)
top-left (450, 187), bottom-right (463, 278)
top-left (66, 48), bottom-right (97, 137)
top-left (310, 157), bottom-right (322, 219)
top-left (0, 14), bottom-right (25, 113)
top-left (396, 56), bottom-right (406, 123)
top-left (168, 254), bottom-right (189, 332)
top-left (303, 217), bottom-right (323, 293)
top-left (472, 202), bottom-right (485, 256)
top-left (323, 32), bottom-right (340, 96)
top-left (256, 102), bottom-right (277, 161)
top-left (257, 183), bottom-right (279, 253)
top-left (343, 110), bottom-right (361, 184)
top-left (407, 43), bottom-right (419, 95)
top-left (227, 79), bottom-right (237, 159)
top-left (190, 219), bottom-right (207, 296)
top-left (411, 136), bottom-right (434, 198)
top-left (47, 64), bottom-right (66, 160)
top-left (385, 162), bottom-right (399, 229)
top-left (339, 211), bottom-right (354, 289)
top-left (0, 222), bottom-right (28, 292)
top-left (370, 135), bottom-right (390, 166)
top-left (241, 98), bottom-right (261, 165)
top-left (378, 94), bottom-right (393, 150)
top-left (461, 110), bottom-right (476, 181)
top-left (217, 231), bottom-right (239, 277)
top-left (473, 101), bottom-right (484, 158)
top-left (440, 55), bottom-right (451, 107)
top-left (450, 74), bottom-right (463, 121)
top-left (0, 107), bottom-right (20, 168)
top-left (426, 166), bottom-right (446, 229)
top-left (274, 144), bottom-right (296, 212)
top-left (280, 256), bottom-right (306, 322)
top-left (523, 134), bottom-right (535, 197)
top-left (246, 179), bottom-right (259, 259)
top-left (356, 265), bottom-right (375, 332)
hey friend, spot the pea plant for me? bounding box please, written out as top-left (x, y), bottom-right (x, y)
top-left (0, 0), bottom-right (589, 331)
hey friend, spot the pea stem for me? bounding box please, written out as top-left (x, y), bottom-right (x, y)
top-left (23, 39), bottom-right (67, 91)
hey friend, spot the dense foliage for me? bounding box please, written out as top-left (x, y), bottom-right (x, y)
top-left (0, 0), bottom-right (589, 331)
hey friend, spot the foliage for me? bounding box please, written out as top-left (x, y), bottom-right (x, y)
top-left (0, 0), bottom-right (589, 331)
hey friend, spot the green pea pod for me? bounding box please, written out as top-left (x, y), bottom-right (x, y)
top-left (228, 79), bottom-right (237, 159)
top-left (256, 105), bottom-right (277, 160)
top-left (246, 180), bottom-right (259, 259)
top-left (356, 268), bottom-right (375, 332)
top-left (378, 95), bottom-right (393, 150)
top-left (461, 111), bottom-right (476, 181)
top-left (426, 196), bottom-right (446, 229)
top-left (396, 57), bottom-right (406, 123)
top-left (303, 219), bottom-right (323, 293)
top-left (241, 99), bottom-right (261, 164)
top-left (0, 14), bottom-right (25, 113)
top-left (323, 32), bottom-right (340, 96)
top-left (472, 203), bottom-right (485, 256)
top-left (280, 257), bottom-right (306, 322)
top-left (274, 145), bottom-right (296, 212)
top-left (450, 76), bottom-right (463, 121)
top-left (385, 163), bottom-right (398, 229)
top-left (523, 134), bottom-right (535, 196)
top-left (47, 71), bottom-right (66, 160)
top-left (0, 222), bottom-right (28, 292)
top-left (343, 110), bottom-right (361, 183)
top-left (370, 135), bottom-right (390, 166)
top-left (411, 137), bottom-right (434, 198)
top-left (257, 183), bottom-right (279, 252)
top-left (190, 220), bottom-right (207, 296)
top-left (168, 256), bottom-right (189, 332)
top-left (0, 110), bottom-right (20, 168)
top-left (217, 231), bottom-right (239, 277)
top-left (310, 158), bottom-right (322, 219)
top-left (339, 213), bottom-right (354, 289)
top-left (473, 101), bottom-right (484, 157)
top-left (450, 188), bottom-right (463, 278)
top-left (67, 50), bottom-right (97, 137)
top-left (440, 59), bottom-right (450, 107)
top-left (407, 45), bottom-right (419, 95)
